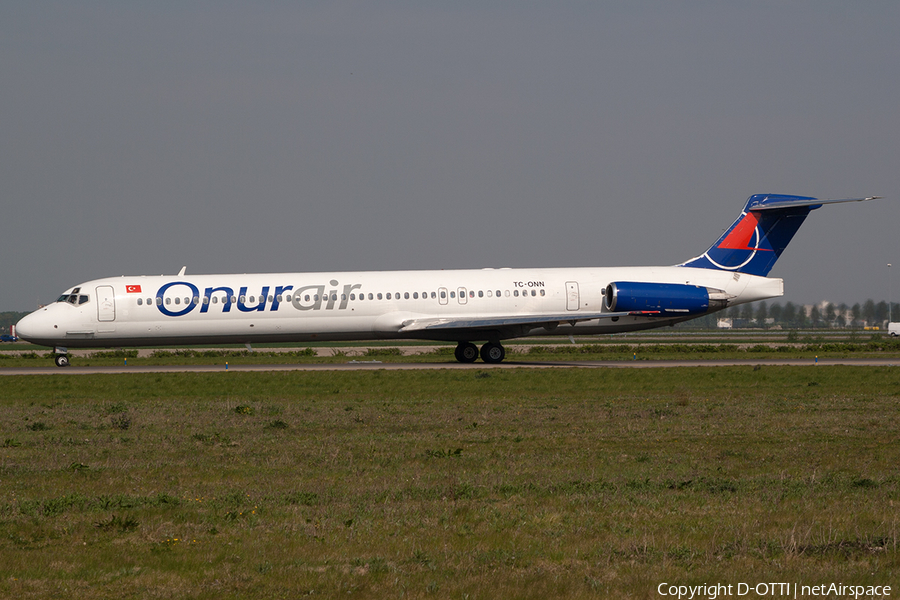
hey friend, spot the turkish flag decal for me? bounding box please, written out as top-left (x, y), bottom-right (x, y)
top-left (126, 285), bottom-right (142, 293)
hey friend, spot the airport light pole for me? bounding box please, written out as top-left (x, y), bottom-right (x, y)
top-left (890, 263), bottom-right (894, 324)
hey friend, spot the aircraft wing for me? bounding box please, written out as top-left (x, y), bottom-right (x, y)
top-left (398, 310), bottom-right (638, 333)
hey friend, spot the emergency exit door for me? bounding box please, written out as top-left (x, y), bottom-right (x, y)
top-left (566, 281), bottom-right (579, 311)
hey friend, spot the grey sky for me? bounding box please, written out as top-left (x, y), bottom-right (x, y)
top-left (2, 3), bottom-right (898, 312)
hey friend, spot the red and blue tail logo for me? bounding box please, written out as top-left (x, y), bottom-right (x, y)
top-left (680, 194), bottom-right (817, 277)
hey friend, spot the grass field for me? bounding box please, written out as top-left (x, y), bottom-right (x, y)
top-left (2, 334), bottom-right (900, 368)
top-left (1, 366), bottom-right (899, 598)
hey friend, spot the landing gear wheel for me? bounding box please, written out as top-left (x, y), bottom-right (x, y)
top-left (54, 355), bottom-right (70, 368)
top-left (454, 342), bottom-right (479, 363)
top-left (480, 342), bottom-right (506, 364)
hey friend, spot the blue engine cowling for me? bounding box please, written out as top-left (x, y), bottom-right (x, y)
top-left (604, 282), bottom-right (710, 315)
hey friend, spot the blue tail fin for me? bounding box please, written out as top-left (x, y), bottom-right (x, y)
top-left (680, 194), bottom-right (877, 277)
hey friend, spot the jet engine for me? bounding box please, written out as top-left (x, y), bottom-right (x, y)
top-left (604, 282), bottom-right (712, 315)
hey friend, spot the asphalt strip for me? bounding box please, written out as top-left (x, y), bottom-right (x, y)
top-left (0, 358), bottom-right (897, 375)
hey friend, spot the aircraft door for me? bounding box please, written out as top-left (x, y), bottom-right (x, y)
top-left (566, 281), bottom-right (579, 311)
top-left (96, 286), bottom-right (116, 321)
top-left (457, 287), bottom-right (467, 305)
top-left (438, 287), bottom-right (448, 305)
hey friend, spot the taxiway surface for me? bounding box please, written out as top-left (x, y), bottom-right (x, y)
top-left (0, 357), bottom-right (897, 375)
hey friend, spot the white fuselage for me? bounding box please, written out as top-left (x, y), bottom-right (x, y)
top-left (16, 265), bottom-right (782, 349)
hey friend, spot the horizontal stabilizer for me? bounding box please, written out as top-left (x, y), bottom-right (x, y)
top-left (747, 196), bottom-right (880, 211)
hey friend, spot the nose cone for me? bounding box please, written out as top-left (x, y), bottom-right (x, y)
top-left (15, 309), bottom-right (59, 346)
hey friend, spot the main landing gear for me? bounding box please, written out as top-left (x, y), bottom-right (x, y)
top-left (454, 341), bottom-right (506, 364)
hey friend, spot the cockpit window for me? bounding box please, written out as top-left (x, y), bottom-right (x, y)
top-left (57, 293), bottom-right (90, 305)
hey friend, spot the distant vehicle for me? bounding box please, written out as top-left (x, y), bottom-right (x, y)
top-left (0, 334), bottom-right (17, 342)
top-left (890, 323), bottom-right (900, 337)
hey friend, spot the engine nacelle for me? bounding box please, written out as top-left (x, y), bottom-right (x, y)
top-left (604, 282), bottom-right (711, 315)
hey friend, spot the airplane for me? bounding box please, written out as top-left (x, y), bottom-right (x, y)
top-left (16, 194), bottom-right (879, 367)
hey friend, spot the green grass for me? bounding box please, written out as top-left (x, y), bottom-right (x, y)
top-left (0, 367), bottom-right (899, 598)
top-left (2, 336), bottom-right (900, 368)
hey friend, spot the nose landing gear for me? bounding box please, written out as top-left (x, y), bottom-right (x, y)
top-left (52, 347), bottom-right (69, 367)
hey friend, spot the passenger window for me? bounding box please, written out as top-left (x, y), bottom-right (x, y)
top-left (404, 292), bottom-right (409, 299)
top-left (156, 297), bottom-right (162, 305)
top-left (469, 291), bottom-right (474, 298)
top-left (350, 294), bottom-right (355, 301)
top-left (478, 290), bottom-right (483, 298)
top-left (531, 290), bottom-right (536, 296)
top-left (268, 295), bottom-right (274, 302)
top-left (497, 290), bottom-right (501, 297)
top-left (377, 293), bottom-right (383, 300)
top-left (386, 293), bottom-right (392, 300)
top-left (433, 292), bottom-right (438, 299)
top-left (505, 290), bottom-right (510, 297)
top-left (231, 296), bottom-right (237, 303)
top-left (249, 296), bottom-right (255, 303)
top-left (137, 298), bottom-right (143, 306)
top-left (166, 298), bottom-right (172, 305)
top-left (175, 297), bottom-right (181, 305)
top-left (540, 290), bottom-right (545, 296)
top-left (276, 295), bottom-right (282, 302)
top-left (212, 296), bottom-right (218, 304)
top-left (450, 291), bottom-right (455, 298)
top-left (513, 290), bottom-right (519, 297)
top-left (413, 292), bottom-right (418, 299)
top-left (203, 297), bottom-right (209, 304)
top-left (193, 297), bottom-right (200, 304)
top-left (486, 290), bottom-right (492, 298)
top-left (368, 293), bottom-right (374, 300)
top-left (341, 294), bottom-right (346, 301)
top-left (304, 295), bottom-right (310, 302)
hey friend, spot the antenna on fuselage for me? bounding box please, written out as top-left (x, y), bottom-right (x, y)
top-left (178, 266), bottom-right (187, 276)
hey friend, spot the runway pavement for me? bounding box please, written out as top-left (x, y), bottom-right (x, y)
top-left (0, 357), bottom-right (897, 375)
